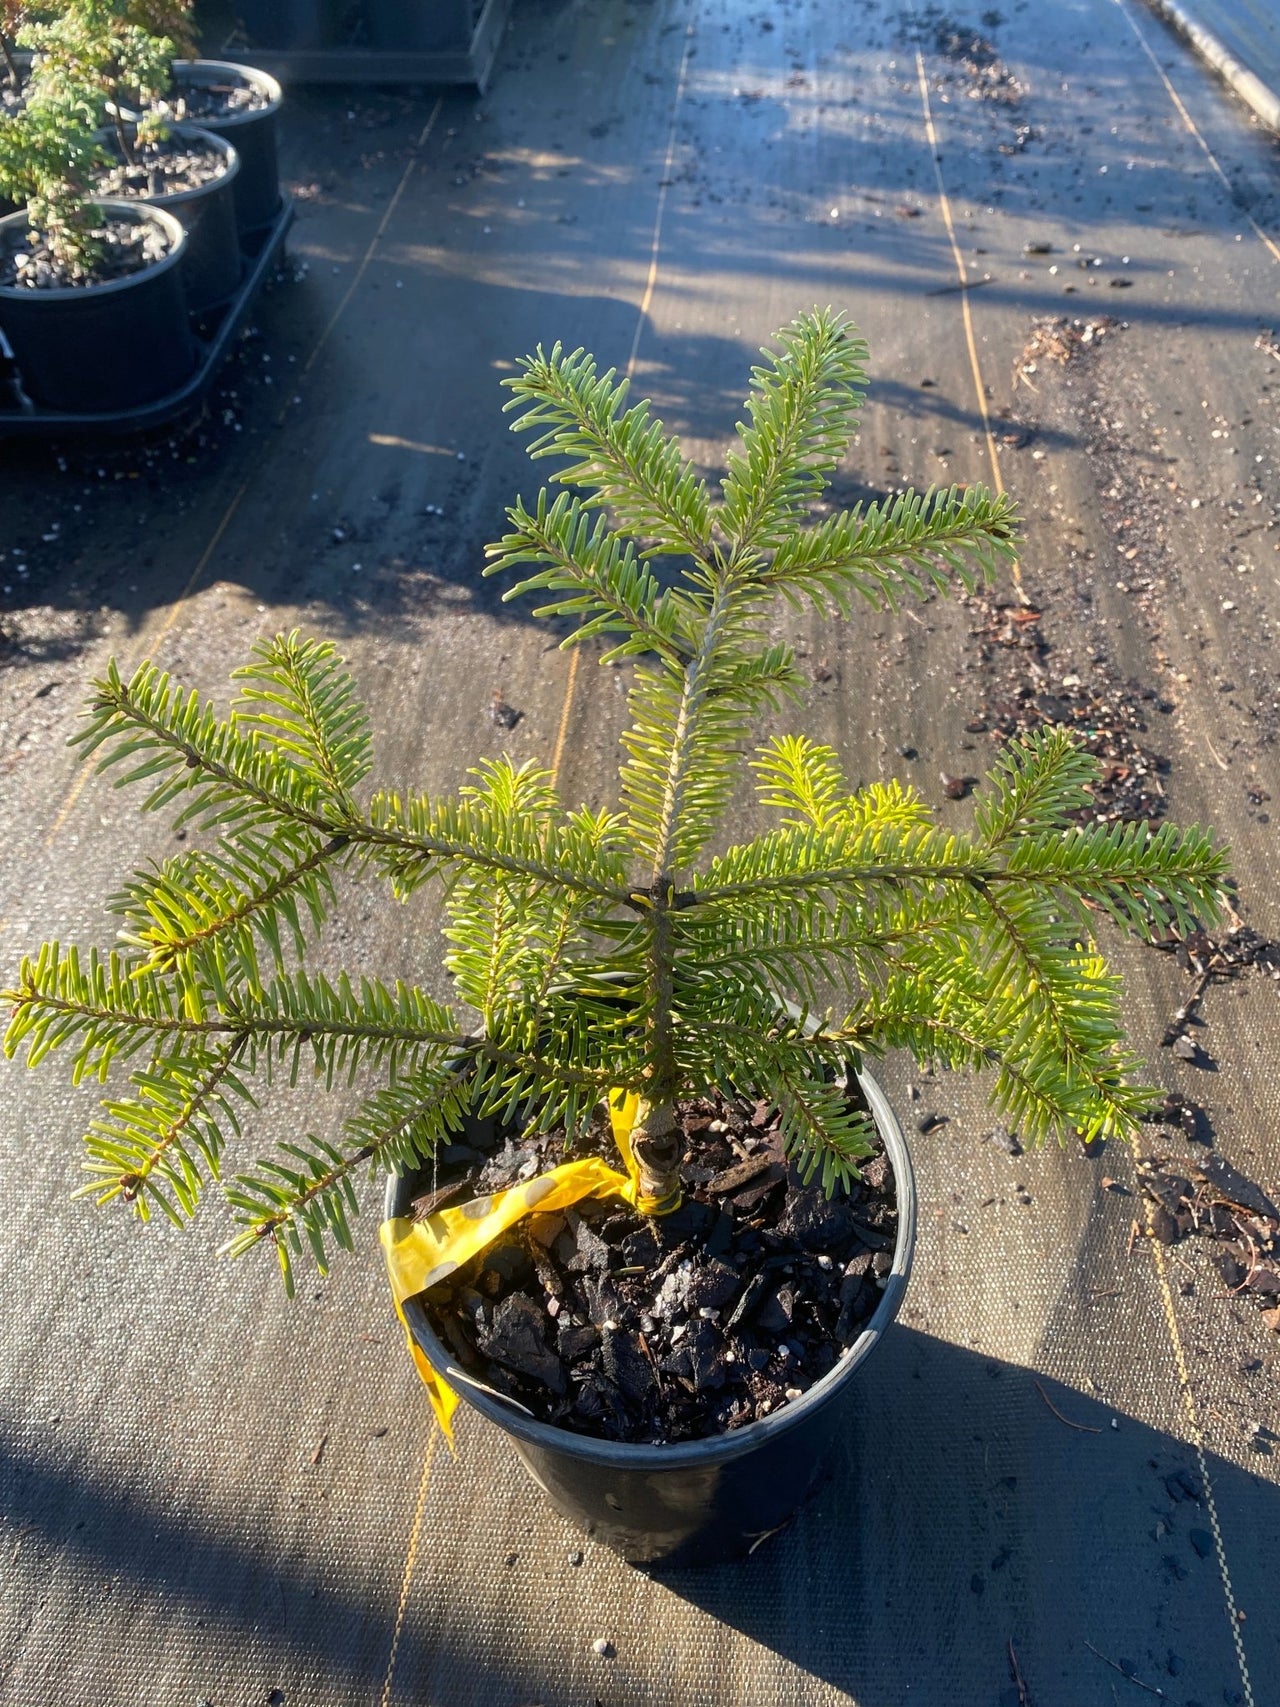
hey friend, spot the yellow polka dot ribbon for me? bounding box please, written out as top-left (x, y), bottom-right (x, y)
top-left (379, 1090), bottom-right (679, 1443)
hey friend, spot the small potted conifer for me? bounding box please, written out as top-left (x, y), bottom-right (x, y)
top-left (26, 0), bottom-right (244, 312)
top-left (4, 311), bottom-right (1228, 1561)
top-left (0, 0), bottom-right (196, 410)
top-left (146, 0), bottom-right (283, 240)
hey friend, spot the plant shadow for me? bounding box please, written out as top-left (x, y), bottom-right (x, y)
top-left (635, 1326), bottom-right (1274, 1707)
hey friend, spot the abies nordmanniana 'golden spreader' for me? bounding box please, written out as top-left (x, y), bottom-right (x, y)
top-left (4, 308), bottom-right (1230, 1290)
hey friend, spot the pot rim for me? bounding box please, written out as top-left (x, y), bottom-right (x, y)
top-left (91, 124), bottom-right (241, 210)
top-left (389, 1063), bottom-right (917, 1470)
top-left (0, 201), bottom-right (187, 301)
top-left (169, 58), bottom-right (283, 123)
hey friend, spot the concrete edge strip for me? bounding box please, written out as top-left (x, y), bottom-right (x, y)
top-left (1140, 0), bottom-right (1280, 134)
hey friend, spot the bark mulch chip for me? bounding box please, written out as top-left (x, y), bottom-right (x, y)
top-left (1137, 1151), bottom-right (1280, 1332)
top-left (1143, 923), bottom-right (1280, 1081)
top-left (416, 1091), bottom-right (898, 1445)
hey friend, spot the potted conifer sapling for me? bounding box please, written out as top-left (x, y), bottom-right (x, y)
top-left (33, 0), bottom-right (244, 313)
top-left (0, 0), bottom-right (195, 410)
top-left (4, 310), bottom-right (1229, 1562)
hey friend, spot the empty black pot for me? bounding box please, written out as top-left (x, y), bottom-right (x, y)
top-left (168, 60), bottom-right (283, 238)
top-left (363, 0), bottom-right (478, 51)
top-left (0, 202), bottom-right (194, 413)
top-left (385, 1068), bottom-right (916, 1567)
top-left (235, 0), bottom-right (347, 49)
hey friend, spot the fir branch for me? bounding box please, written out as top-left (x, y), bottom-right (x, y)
top-left (721, 306), bottom-right (870, 553)
top-left (974, 724), bottom-right (1099, 847)
top-left (111, 827), bottom-right (348, 993)
top-left (219, 1060), bottom-right (475, 1290)
top-left (502, 342), bottom-right (713, 560)
top-left (756, 484), bottom-right (1018, 615)
top-left (78, 664), bottom-right (632, 904)
top-left (78, 1039), bottom-right (251, 1223)
top-left (231, 630), bottom-right (372, 809)
top-left (484, 489), bottom-right (696, 664)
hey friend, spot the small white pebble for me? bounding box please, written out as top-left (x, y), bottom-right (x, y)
top-left (592, 1638), bottom-right (615, 1659)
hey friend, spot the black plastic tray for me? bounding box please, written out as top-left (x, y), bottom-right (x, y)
top-left (0, 196), bottom-right (294, 439)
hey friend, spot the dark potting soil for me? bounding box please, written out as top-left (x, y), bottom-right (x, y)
top-left (0, 214), bottom-right (173, 290)
top-left (414, 1090), bottom-right (899, 1446)
top-left (93, 130), bottom-right (228, 201)
top-left (158, 77), bottom-right (269, 124)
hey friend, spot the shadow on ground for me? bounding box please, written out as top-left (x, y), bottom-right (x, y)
top-left (6, 1328), bottom-right (1268, 1706)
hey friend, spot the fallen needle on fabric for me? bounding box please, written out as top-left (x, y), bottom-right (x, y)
top-left (1034, 1381), bottom-right (1103, 1433)
top-left (1008, 1638), bottom-right (1031, 1706)
top-left (1084, 1641), bottom-right (1165, 1697)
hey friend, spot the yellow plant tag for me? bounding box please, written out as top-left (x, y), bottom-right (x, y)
top-left (380, 1090), bottom-right (679, 1439)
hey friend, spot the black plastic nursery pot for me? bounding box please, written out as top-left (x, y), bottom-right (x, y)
top-left (365, 0), bottom-right (478, 51)
top-left (170, 60), bottom-right (283, 237)
top-left (95, 124), bottom-right (242, 314)
top-left (234, 0), bottom-right (347, 49)
top-left (385, 1068), bottom-right (916, 1568)
top-left (0, 202), bottom-right (195, 413)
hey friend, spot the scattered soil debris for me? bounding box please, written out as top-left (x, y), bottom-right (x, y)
top-left (1140, 1090), bottom-right (1206, 1145)
top-left (1151, 924), bottom-right (1280, 1052)
top-left (1137, 1152), bottom-right (1280, 1330)
top-left (489, 690), bottom-right (522, 731)
top-left (970, 596), bottom-right (1172, 827)
top-left (902, 10), bottom-right (1026, 106)
top-left (415, 1094), bottom-right (898, 1446)
top-left (1014, 316), bottom-right (1117, 392)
